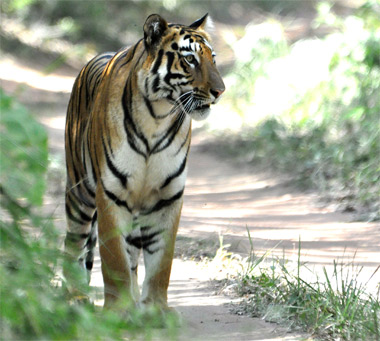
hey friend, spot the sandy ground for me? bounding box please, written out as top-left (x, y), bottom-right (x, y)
top-left (1, 56), bottom-right (379, 340)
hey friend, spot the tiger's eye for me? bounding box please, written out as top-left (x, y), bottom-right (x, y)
top-left (185, 55), bottom-right (195, 63)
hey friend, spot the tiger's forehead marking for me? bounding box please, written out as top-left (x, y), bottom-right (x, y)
top-left (176, 30), bottom-right (214, 56)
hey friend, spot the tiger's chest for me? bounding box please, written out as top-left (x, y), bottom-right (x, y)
top-left (100, 113), bottom-right (191, 216)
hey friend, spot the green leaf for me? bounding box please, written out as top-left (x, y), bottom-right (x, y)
top-left (0, 89), bottom-right (48, 206)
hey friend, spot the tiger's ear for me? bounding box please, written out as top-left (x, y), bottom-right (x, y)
top-left (189, 13), bottom-right (213, 31)
top-left (144, 14), bottom-right (168, 51)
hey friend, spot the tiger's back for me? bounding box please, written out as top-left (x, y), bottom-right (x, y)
top-left (65, 52), bottom-right (114, 203)
top-left (64, 14), bottom-right (225, 312)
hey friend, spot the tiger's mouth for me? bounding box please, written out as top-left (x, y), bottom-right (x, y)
top-left (195, 103), bottom-right (211, 110)
top-left (191, 104), bottom-right (211, 121)
top-left (177, 92), bottom-right (212, 120)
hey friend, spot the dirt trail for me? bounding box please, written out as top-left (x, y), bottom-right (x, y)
top-left (2, 57), bottom-right (379, 340)
top-left (183, 139), bottom-right (379, 287)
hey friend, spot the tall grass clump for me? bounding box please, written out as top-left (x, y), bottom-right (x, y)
top-left (226, 235), bottom-right (380, 340)
top-left (0, 89), bottom-right (177, 339)
top-left (222, 2), bottom-right (380, 218)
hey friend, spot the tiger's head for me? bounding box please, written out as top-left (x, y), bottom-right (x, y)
top-left (139, 14), bottom-right (225, 121)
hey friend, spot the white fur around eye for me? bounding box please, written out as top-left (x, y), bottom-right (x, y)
top-left (183, 54), bottom-right (199, 67)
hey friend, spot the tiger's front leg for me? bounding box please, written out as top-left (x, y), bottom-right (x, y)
top-left (139, 199), bottom-right (183, 311)
top-left (96, 185), bottom-right (138, 310)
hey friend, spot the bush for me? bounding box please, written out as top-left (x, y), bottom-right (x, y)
top-left (0, 90), bottom-right (177, 339)
top-left (222, 2), bottom-right (380, 217)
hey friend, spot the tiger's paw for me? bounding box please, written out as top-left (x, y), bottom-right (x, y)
top-left (63, 286), bottom-right (92, 305)
top-left (70, 295), bottom-right (92, 305)
top-left (137, 303), bottom-right (182, 328)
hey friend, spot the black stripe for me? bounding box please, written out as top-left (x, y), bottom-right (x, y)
top-left (81, 141), bottom-right (96, 203)
top-left (143, 96), bottom-right (157, 119)
top-left (142, 188), bottom-right (184, 215)
top-left (83, 179), bottom-right (96, 202)
top-left (160, 153), bottom-right (188, 189)
top-left (70, 155), bottom-right (81, 184)
top-left (87, 121), bottom-right (98, 185)
top-left (104, 189), bottom-right (131, 212)
top-left (76, 180), bottom-right (96, 208)
top-left (144, 246), bottom-right (162, 255)
top-left (102, 138), bottom-right (128, 187)
top-left (85, 211), bottom-right (98, 250)
top-left (102, 182), bottom-right (131, 213)
top-left (116, 46), bottom-right (131, 60)
top-left (151, 113), bottom-right (186, 154)
top-left (113, 47), bottom-right (131, 67)
top-left (164, 52), bottom-right (185, 87)
top-left (75, 74), bottom-right (85, 162)
top-left (141, 230), bottom-right (163, 249)
top-left (176, 80), bottom-right (191, 87)
top-left (87, 54), bottom-right (114, 81)
top-left (67, 192), bottom-right (93, 223)
top-left (126, 230), bottom-right (162, 250)
top-left (90, 67), bottom-right (107, 100)
top-left (65, 231), bottom-right (90, 243)
top-left (175, 126), bottom-right (191, 155)
top-left (91, 210), bottom-right (98, 226)
top-left (152, 49), bottom-right (164, 74)
top-left (103, 114), bottom-right (112, 154)
top-left (122, 78), bottom-right (149, 157)
top-left (152, 75), bottom-right (160, 93)
top-left (127, 134), bottom-right (147, 159)
top-left (65, 204), bottom-right (87, 225)
top-left (117, 40), bottom-right (142, 69)
top-left (144, 77), bottom-right (149, 94)
top-left (143, 96), bottom-right (170, 120)
top-left (93, 127), bottom-right (103, 189)
top-left (87, 58), bottom-right (112, 100)
top-left (134, 49), bottom-right (146, 68)
top-left (67, 182), bottom-right (95, 209)
top-left (85, 234), bottom-right (97, 250)
top-left (179, 46), bottom-right (192, 52)
top-left (125, 235), bottom-right (142, 249)
top-left (127, 83), bottom-right (150, 153)
top-left (65, 97), bottom-right (76, 183)
top-left (85, 259), bottom-right (94, 271)
top-left (82, 141), bottom-right (87, 174)
top-left (140, 225), bottom-right (152, 232)
top-left (179, 58), bottom-right (189, 73)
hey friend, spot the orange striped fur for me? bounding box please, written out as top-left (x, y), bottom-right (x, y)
top-left (64, 14), bottom-right (225, 312)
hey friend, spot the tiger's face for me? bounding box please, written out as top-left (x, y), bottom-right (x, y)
top-left (140, 14), bottom-right (225, 121)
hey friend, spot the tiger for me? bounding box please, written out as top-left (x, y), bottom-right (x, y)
top-left (63, 13), bottom-right (225, 313)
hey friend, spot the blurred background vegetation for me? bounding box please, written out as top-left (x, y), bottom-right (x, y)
top-left (1, 0), bottom-right (379, 338)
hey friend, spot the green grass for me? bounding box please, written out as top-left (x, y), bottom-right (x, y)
top-left (218, 235), bottom-right (380, 340)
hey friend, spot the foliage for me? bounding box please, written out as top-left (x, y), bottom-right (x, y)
top-left (0, 89), bottom-right (48, 206)
top-left (222, 2), bottom-right (380, 217)
top-left (220, 236), bottom-right (380, 340)
top-left (0, 90), bottom-right (177, 339)
top-left (236, 256), bottom-right (380, 340)
top-left (1, 0), bottom-right (235, 51)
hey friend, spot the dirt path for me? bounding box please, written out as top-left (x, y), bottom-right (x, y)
top-left (182, 139), bottom-right (380, 292)
top-left (2, 57), bottom-right (379, 340)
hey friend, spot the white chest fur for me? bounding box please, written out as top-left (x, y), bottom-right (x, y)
top-left (101, 107), bottom-right (191, 216)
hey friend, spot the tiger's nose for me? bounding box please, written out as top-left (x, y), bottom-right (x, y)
top-left (210, 88), bottom-right (225, 99)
